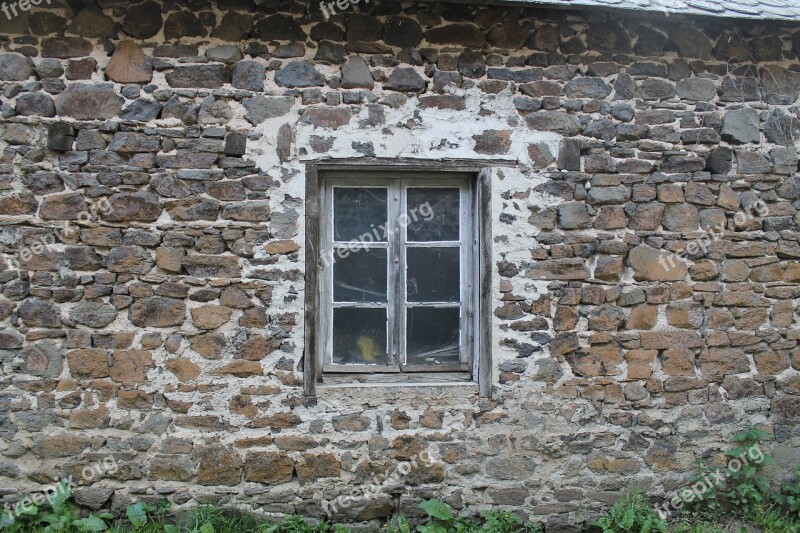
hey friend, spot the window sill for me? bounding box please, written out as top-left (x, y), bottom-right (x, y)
top-left (320, 371), bottom-right (473, 387)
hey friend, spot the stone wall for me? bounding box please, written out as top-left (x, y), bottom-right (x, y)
top-left (0, 0), bottom-right (799, 529)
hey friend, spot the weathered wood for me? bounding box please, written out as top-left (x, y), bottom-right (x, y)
top-left (478, 168), bottom-right (493, 398)
top-left (303, 165), bottom-right (320, 396)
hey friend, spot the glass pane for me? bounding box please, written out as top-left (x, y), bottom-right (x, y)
top-left (407, 188), bottom-right (460, 242)
top-left (333, 308), bottom-right (387, 365)
top-left (333, 248), bottom-right (387, 303)
top-left (407, 307), bottom-right (460, 365)
top-left (407, 247), bottom-right (460, 303)
top-left (334, 187), bottom-right (388, 242)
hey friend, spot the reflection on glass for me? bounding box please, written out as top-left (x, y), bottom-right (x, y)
top-left (334, 188), bottom-right (388, 242)
top-left (334, 248), bottom-right (387, 303)
top-left (407, 188), bottom-right (459, 242)
top-left (407, 247), bottom-right (460, 303)
top-left (407, 307), bottom-right (460, 365)
top-left (333, 308), bottom-right (388, 365)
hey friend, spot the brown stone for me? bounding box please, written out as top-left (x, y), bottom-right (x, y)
top-left (265, 240), bottom-right (299, 255)
top-left (67, 349), bottom-right (109, 379)
top-left (625, 349), bottom-right (656, 379)
top-left (220, 286), bottom-right (252, 309)
top-left (129, 297), bottom-right (186, 328)
top-left (196, 445), bottom-right (243, 486)
top-left (628, 245), bottom-right (688, 281)
top-left (699, 347), bottom-right (750, 382)
top-left (212, 360), bottom-right (263, 377)
top-left (156, 247), bottom-right (185, 273)
top-left (661, 348), bottom-right (695, 377)
top-left (189, 333), bottom-right (226, 359)
top-left (754, 351), bottom-right (789, 376)
top-left (191, 306), bottom-right (233, 330)
top-left (640, 331), bottom-right (703, 350)
top-left (106, 41), bottom-right (152, 84)
top-left (249, 412), bottom-right (301, 429)
top-left (300, 107), bottom-right (351, 129)
top-left (296, 453), bottom-right (340, 484)
top-left (110, 350), bottom-right (153, 383)
top-left (473, 129), bottom-right (511, 155)
top-left (243, 451), bottom-right (294, 484)
top-left (527, 258), bottom-right (589, 280)
top-left (626, 305), bottom-right (657, 330)
top-left (0, 193), bottom-right (38, 215)
top-left (566, 344), bottom-right (623, 377)
top-left (105, 246), bottom-right (154, 274)
top-left (332, 413), bottom-right (370, 431)
top-left (40, 193), bottom-right (86, 220)
top-left (34, 433), bottom-right (91, 458)
top-left (165, 358), bottom-right (201, 382)
top-left (183, 255), bottom-right (241, 278)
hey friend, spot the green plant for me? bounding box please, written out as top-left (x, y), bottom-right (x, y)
top-left (0, 480), bottom-right (113, 532)
top-left (678, 460), bottom-right (726, 521)
top-left (726, 425), bottom-right (774, 517)
top-left (748, 504), bottom-right (800, 533)
top-left (479, 510), bottom-right (541, 533)
top-left (592, 489), bottom-right (666, 533)
top-left (383, 517), bottom-right (413, 533)
top-left (780, 466), bottom-right (800, 519)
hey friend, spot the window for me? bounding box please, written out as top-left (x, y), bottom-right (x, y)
top-left (304, 163), bottom-right (491, 396)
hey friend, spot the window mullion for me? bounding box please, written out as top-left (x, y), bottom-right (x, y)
top-left (388, 180), bottom-right (403, 368)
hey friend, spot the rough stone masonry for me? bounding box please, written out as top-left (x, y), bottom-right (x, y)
top-left (0, 0), bottom-right (799, 530)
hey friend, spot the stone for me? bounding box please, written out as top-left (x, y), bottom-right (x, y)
top-left (163, 11), bottom-right (206, 40)
top-left (67, 349), bottom-right (110, 379)
top-left (760, 65), bottom-right (800, 105)
top-left (764, 110), bottom-right (798, 145)
top-left (183, 255), bottom-right (241, 278)
top-left (69, 302), bottom-right (117, 328)
top-left (55, 84), bottom-right (123, 120)
top-left (662, 204), bottom-right (699, 232)
top-left (0, 54), bottom-right (32, 81)
top-left (73, 486), bottom-right (114, 511)
top-left (526, 258), bottom-right (589, 280)
top-left (384, 17), bottom-right (423, 48)
top-left (275, 61), bottom-right (324, 88)
top-left (473, 130), bottom-right (511, 155)
top-left (34, 434), bottom-right (91, 459)
top-left (566, 344), bottom-right (623, 377)
top-left (166, 65), bottom-right (231, 89)
top-left (699, 348), bottom-right (749, 382)
top-left (587, 22), bottom-right (631, 53)
top-left (636, 78), bottom-right (675, 100)
top-left (196, 445), bottom-right (243, 486)
top-left (206, 46), bottom-right (242, 64)
top-left (340, 57), bottom-right (373, 89)
top-left (458, 50), bottom-right (485, 78)
top-left (721, 109), bottom-right (760, 144)
top-left (564, 78), bottom-right (612, 99)
top-left (105, 192), bottom-right (162, 222)
top-left (122, 1), bottom-right (162, 39)
top-left (129, 297), bottom-right (186, 328)
top-left (105, 246), bottom-right (154, 274)
top-left (69, 6), bottom-right (116, 38)
top-left (296, 453), bottom-right (340, 484)
top-left (0, 330), bottom-right (23, 349)
top-left (243, 95), bottom-right (294, 125)
top-left (232, 60), bottom-right (265, 91)
top-left (15, 93), bottom-right (55, 117)
top-left (526, 111), bottom-right (581, 136)
top-left (669, 26), bottom-right (712, 59)
top-left (42, 37), bottom-right (92, 59)
top-left (191, 306), bottom-right (233, 330)
top-left (558, 203), bottom-right (591, 229)
top-left (675, 78), bottom-right (716, 101)
top-left (707, 147), bottom-right (733, 174)
top-left (426, 24), bottom-right (486, 47)
top-left (39, 193), bottom-right (85, 220)
top-left (384, 68), bottom-right (427, 92)
top-left (106, 41), bottom-right (152, 84)
top-left (258, 14), bottom-right (305, 41)
top-left (23, 342), bottom-right (63, 378)
top-left (628, 245), bottom-right (687, 281)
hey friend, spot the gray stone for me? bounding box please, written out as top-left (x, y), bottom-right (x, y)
top-left (383, 68), bottom-right (426, 92)
top-left (636, 78), bottom-right (675, 100)
top-left (557, 139), bottom-right (580, 170)
top-left (558, 203), bottom-right (591, 229)
top-left (55, 84), bottom-right (123, 120)
top-left (258, 14), bottom-right (305, 41)
top-left (587, 22), bottom-right (631, 53)
top-left (707, 147), bottom-right (733, 174)
top-left (737, 151), bottom-right (772, 174)
top-left (721, 108), bottom-right (760, 144)
top-left (243, 95), bottom-right (294, 125)
top-left (42, 37), bottom-right (92, 59)
top-left (526, 111), bottom-right (581, 136)
top-left (120, 99), bottom-right (162, 121)
top-left (314, 41), bottom-right (344, 64)
top-left (36, 58), bottom-right (63, 79)
top-left (586, 186), bottom-right (630, 205)
top-left (212, 13), bottom-right (255, 41)
top-left (73, 487), bottom-right (114, 511)
top-left (384, 16), bottom-right (423, 48)
top-left (225, 133), bottom-right (247, 157)
top-left (166, 65), bottom-right (232, 89)
top-left (19, 300), bottom-right (61, 328)
top-left (274, 61), bottom-right (325, 88)
top-left (764, 110), bottom-right (798, 145)
top-left (0, 54), bottom-right (32, 81)
top-left (122, 1), bottom-right (162, 39)
top-left (163, 11), bottom-right (206, 40)
top-left (669, 26), bottom-right (712, 59)
top-left (564, 78), bottom-right (612, 99)
top-left (206, 46), bottom-right (243, 64)
top-left (675, 78), bottom-right (716, 101)
top-left (69, 302), bottom-right (118, 328)
top-left (662, 204), bottom-right (699, 231)
top-left (23, 342), bottom-right (63, 378)
top-left (341, 57), bottom-right (373, 89)
top-left (15, 93), bottom-right (55, 117)
top-left (232, 60), bottom-right (266, 91)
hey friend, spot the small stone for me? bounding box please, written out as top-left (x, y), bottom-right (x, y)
top-left (166, 65), bottom-right (231, 89)
top-left (23, 342), bottom-right (63, 378)
top-left (384, 68), bottom-right (427, 92)
top-left (129, 297), bottom-right (186, 328)
top-left (384, 17), bottom-right (423, 48)
top-left (232, 60), bottom-right (265, 91)
top-left (15, 93), bottom-right (55, 117)
top-left (274, 61), bottom-right (325, 88)
top-left (206, 45), bottom-right (243, 64)
top-left (669, 26), bottom-right (712, 59)
top-left (191, 306), bottom-right (233, 330)
top-left (628, 245), bottom-right (687, 281)
top-left (243, 95), bottom-right (294, 125)
top-left (69, 302), bottom-right (117, 328)
top-left (564, 78), bottom-right (612, 99)
top-left (55, 84), bottom-right (123, 120)
top-left (258, 14), bottom-right (305, 41)
top-left (107, 41), bottom-right (153, 84)
top-left (675, 78), bottom-right (716, 101)
top-left (340, 57), bottom-right (373, 89)
top-left (721, 108), bottom-right (760, 144)
top-left (163, 11), bottom-right (206, 40)
top-left (425, 24), bottom-right (486, 48)
top-left (42, 37), bottom-right (92, 59)
top-left (0, 53), bottom-right (32, 81)
top-left (122, 1), bottom-right (162, 39)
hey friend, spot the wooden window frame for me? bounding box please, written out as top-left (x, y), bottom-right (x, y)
top-left (304, 159), bottom-right (494, 398)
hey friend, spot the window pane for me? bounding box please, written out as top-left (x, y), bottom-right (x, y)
top-left (333, 308), bottom-right (388, 365)
top-left (407, 307), bottom-right (460, 365)
top-left (407, 247), bottom-right (460, 303)
top-left (334, 187), bottom-right (388, 242)
top-left (407, 188), bottom-right (459, 242)
top-left (333, 248), bottom-right (387, 303)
